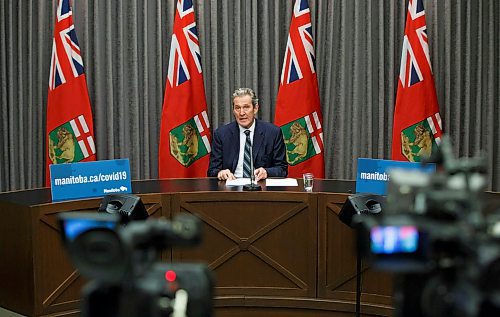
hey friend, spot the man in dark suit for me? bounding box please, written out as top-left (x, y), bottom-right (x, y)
top-left (207, 88), bottom-right (288, 181)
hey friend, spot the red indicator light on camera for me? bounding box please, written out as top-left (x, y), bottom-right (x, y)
top-left (165, 270), bottom-right (177, 282)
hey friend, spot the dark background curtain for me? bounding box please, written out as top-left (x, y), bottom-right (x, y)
top-left (1, 0), bottom-right (498, 192)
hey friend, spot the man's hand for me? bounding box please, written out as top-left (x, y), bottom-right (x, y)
top-left (217, 169), bottom-right (236, 181)
top-left (254, 167), bottom-right (268, 182)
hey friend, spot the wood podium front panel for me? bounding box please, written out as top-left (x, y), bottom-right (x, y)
top-left (33, 199), bottom-right (102, 316)
top-left (172, 192), bottom-right (317, 298)
top-left (0, 194), bottom-right (165, 317)
top-left (0, 180), bottom-right (399, 317)
top-left (0, 202), bottom-right (35, 316)
top-left (32, 195), bottom-right (164, 316)
top-left (318, 194), bottom-right (393, 316)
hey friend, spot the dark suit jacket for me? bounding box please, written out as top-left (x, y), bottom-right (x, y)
top-left (207, 119), bottom-right (288, 177)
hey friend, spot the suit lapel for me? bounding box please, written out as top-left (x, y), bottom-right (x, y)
top-left (229, 122), bottom-right (240, 171)
top-left (252, 119), bottom-right (264, 161)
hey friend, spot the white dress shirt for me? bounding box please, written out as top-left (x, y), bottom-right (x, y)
top-left (234, 120), bottom-right (256, 178)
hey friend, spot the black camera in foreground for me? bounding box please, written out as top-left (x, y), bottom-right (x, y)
top-left (59, 211), bottom-right (214, 317)
top-left (354, 136), bottom-right (500, 317)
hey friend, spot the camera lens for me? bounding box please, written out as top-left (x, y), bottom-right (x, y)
top-left (71, 229), bottom-right (128, 283)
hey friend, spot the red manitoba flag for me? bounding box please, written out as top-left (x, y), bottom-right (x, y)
top-left (46, 0), bottom-right (96, 186)
top-left (158, 0), bottom-right (211, 178)
top-left (274, 0), bottom-right (325, 178)
top-left (392, 0), bottom-right (443, 162)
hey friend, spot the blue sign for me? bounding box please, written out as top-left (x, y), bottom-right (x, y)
top-left (356, 158), bottom-right (435, 195)
top-left (50, 159), bottom-right (132, 201)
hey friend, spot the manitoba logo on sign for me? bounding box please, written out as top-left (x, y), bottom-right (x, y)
top-left (401, 113), bottom-right (442, 162)
top-left (48, 115), bottom-right (96, 164)
top-left (281, 111), bottom-right (323, 166)
top-left (169, 111), bottom-right (211, 167)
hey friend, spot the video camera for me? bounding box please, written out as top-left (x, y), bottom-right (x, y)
top-left (355, 136), bottom-right (500, 317)
top-left (59, 210), bottom-right (214, 317)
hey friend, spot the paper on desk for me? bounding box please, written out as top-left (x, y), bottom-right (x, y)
top-left (265, 178), bottom-right (298, 186)
top-left (225, 178), bottom-right (257, 186)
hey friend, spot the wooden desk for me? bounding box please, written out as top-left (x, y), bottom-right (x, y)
top-left (0, 179), bottom-right (394, 317)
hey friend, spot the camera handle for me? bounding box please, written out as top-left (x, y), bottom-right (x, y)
top-left (172, 289), bottom-right (188, 317)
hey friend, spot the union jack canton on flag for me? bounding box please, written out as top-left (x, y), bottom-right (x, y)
top-left (49, 0), bottom-right (84, 90)
top-left (281, 0), bottom-right (316, 85)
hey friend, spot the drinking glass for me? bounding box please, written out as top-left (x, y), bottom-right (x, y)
top-left (303, 173), bottom-right (314, 191)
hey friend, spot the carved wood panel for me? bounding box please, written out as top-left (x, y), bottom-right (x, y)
top-left (318, 194), bottom-right (393, 316)
top-left (33, 195), bottom-right (163, 316)
top-left (172, 192), bottom-right (317, 298)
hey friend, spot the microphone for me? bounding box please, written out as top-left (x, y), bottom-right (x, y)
top-left (243, 135), bottom-right (262, 191)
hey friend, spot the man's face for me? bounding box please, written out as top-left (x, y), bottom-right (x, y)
top-left (233, 95), bottom-right (259, 129)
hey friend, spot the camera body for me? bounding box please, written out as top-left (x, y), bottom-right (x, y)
top-left (59, 212), bottom-right (214, 317)
top-left (80, 262), bottom-right (212, 317)
top-left (354, 138), bottom-right (500, 317)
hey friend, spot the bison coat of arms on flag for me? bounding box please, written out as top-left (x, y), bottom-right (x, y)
top-left (400, 117), bottom-right (440, 162)
top-left (169, 113), bottom-right (210, 167)
top-left (281, 111), bottom-right (323, 166)
top-left (48, 115), bottom-right (95, 165)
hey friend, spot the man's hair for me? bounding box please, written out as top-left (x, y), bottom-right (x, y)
top-left (232, 88), bottom-right (259, 106)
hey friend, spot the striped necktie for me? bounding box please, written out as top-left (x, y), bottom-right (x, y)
top-left (243, 130), bottom-right (252, 178)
